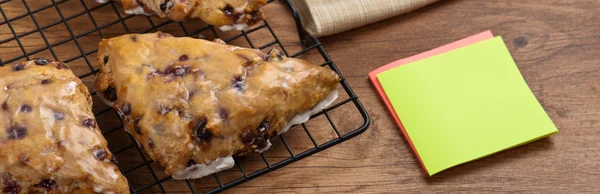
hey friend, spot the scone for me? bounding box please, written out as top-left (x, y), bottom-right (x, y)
top-left (0, 59), bottom-right (129, 193)
top-left (98, 0), bottom-right (266, 31)
top-left (94, 32), bottom-right (340, 179)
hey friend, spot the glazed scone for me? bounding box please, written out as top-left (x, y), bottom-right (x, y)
top-left (94, 32), bottom-right (340, 179)
top-left (98, 0), bottom-right (266, 31)
top-left (0, 59), bottom-right (129, 193)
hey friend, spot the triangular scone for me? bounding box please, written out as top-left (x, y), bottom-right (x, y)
top-left (95, 32), bottom-right (340, 179)
top-left (98, 0), bottom-right (266, 31)
top-left (0, 59), bottom-right (129, 193)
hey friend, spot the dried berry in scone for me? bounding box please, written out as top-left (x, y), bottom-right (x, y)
top-left (94, 32), bottom-right (340, 179)
top-left (98, 0), bottom-right (266, 31)
top-left (0, 59), bottom-right (129, 194)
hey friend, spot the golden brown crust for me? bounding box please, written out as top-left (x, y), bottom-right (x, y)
top-left (0, 59), bottom-right (129, 193)
top-left (95, 32), bottom-right (339, 176)
top-left (113, 0), bottom-right (266, 30)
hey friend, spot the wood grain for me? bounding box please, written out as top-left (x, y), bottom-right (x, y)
top-left (1, 0), bottom-right (599, 193)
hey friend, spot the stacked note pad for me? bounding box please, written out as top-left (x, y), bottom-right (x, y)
top-left (369, 31), bottom-right (558, 176)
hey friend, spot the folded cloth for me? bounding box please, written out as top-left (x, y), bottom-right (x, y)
top-left (290, 0), bottom-right (439, 37)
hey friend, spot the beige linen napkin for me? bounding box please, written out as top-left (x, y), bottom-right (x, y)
top-left (290, 0), bottom-right (439, 37)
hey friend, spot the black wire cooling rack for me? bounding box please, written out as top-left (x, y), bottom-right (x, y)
top-left (0, 0), bottom-right (370, 193)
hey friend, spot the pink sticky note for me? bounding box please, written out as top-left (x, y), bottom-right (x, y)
top-left (368, 31), bottom-right (494, 173)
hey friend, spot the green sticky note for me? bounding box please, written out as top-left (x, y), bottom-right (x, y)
top-left (377, 36), bottom-right (558, 176)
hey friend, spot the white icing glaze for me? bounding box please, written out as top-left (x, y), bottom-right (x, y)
top-left (219, 25), bottom-right (235, 31)
top-left (234, 24), bottom-right (249, 31)
top-left (279, 90), bottom-right (338, 134)
top-left (171, 156), bottom-right (234, 180)
top-left (255, 139), bottom-right (271, 153)
top-left (60, 81), bottom-right (78, 95)
top-left (219, 24), bottom-right (249, 31)
top-left (125, 6), bottom-right (151, 16)
top-left (0, 61), bottom-right (129, 193)
top-left (164, 90), bottom-right (336, 178)
top-left (93, 186), bottom-right (102, 193)
top-left (95, 0), bottom-right (109, 3)
top-left (94, 34), bottom-right (339, 181)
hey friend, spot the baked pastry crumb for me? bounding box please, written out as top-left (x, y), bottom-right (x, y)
top-left (0, 59), bottom-right (129, 193)
top-left (95, 32), bottom-right (340, 179)
top-left (98, 0), bottom-right (267, 31)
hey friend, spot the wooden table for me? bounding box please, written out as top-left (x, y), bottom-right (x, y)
top-left (1, 0), bottom-right (599, 193)
top-left (227, 0), bottom-right (600, 193)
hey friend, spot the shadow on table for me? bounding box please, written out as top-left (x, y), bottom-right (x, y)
top-left (424, 137), bottom-right (555, 183)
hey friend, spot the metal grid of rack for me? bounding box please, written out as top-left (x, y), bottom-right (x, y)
top-left (0, 0), bottom-right (370, 193)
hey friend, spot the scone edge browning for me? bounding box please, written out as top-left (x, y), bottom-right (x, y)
top-left (0, 59), bottom-right (129, 194)
top-left (98, 0), bottom-right (267, 31)
top-left (95, 32), bottom-right (340, 179)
